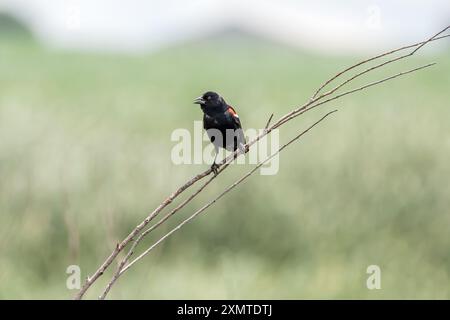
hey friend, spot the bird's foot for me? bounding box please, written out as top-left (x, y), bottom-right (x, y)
top-left (211, 163), bottom-right (219, 175)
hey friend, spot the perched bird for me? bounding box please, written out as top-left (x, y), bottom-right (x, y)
top-left (194, 91), bottom-right (246, 174)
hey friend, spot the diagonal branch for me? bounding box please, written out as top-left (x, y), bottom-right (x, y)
top-left (116, 110), bottom-right (338, 278)
top-left (310, 27), bottom-right (449, 100)
top-left (272, 62), bottom-right (436, 129)
top-left (98, 163), bottom-right (231, 299)
top-left (74, 27), bottom-right (449, 299)
top-left (73, 168), bottom-right (212, 299)
top-left (273, 26), bottom-right (449, 130)
top-left (99, 60), bottom-right (437, 299)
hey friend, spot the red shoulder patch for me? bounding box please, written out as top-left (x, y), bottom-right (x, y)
top-left (227, 106), bottom-right (239, 117)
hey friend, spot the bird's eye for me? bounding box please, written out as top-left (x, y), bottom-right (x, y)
top-left (207, 96), bottom-right (211, 100)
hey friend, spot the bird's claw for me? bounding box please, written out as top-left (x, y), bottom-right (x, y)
top-left (211, 163), bottom-right (219, 175)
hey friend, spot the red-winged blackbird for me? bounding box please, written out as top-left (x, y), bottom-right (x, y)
top-left (194, 91), bottom-right (246, 174)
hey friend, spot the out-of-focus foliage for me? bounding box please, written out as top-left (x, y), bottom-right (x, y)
top-left (0, 29), bottom-right (449, 299)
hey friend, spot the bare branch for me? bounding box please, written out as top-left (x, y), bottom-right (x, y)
top-left (100, 61), bottom-right (436, 299)
top-left (264, 113), bottom-right (274, 131)
top-left (116, 110), bottom-right (338, 278)
top-left (310, 26), bottom-right (449, 100)
top-left (98, 163), bottom-right (231, 299)
top-left (272, 63), bottom-right (436, 129)
top-left (74, 28), bottom-right (449, 300)
top-left (73, 168), bottom-right (213, 299)
top-left (273, 27), bottom-right (449, 130)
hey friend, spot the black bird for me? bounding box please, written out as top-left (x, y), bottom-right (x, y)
top-left (194, 91), bottom-right (246, 174)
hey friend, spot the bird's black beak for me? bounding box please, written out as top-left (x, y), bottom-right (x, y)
top-left (193, 96), bottom-right (205, 105)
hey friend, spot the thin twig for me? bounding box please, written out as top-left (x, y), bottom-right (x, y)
top-left (310, 27), bottom-right (448, 104)
top-left (98, 163), bottom-right (231, 299)
top-left (100, 61), bottom-right (436, 299)
top-left (117, 110), bottom-right (338, 277)
top-left (310, 28), bottom-right (449, 100)
top-left (273, 63), bottom-right (436, 129)
top-left (74, 27), bottom-right (449, 299)
top-left (274, 26), bottom-right (449, 130)
top-left (74, 168), bottom-right (212, 299)
top-left (264, 113), bottom-right (274, 131)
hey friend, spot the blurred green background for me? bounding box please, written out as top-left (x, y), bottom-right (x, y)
top-left (1, 19), bottom-right (450, 300)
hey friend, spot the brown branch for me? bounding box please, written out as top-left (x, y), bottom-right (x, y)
top-left (99, 60), bottom-right (436, 299)
top-left (264, 113), bottom-right (274, 131)
top-left (73, 169), bottom-right (213, 299)
top-left (98, 163), bottom-right (231, 299)
top-left (272, 62), bottom-right (436, 130)
top-left (310, 27), bottom-right (449, 100)
top-left (115, 110), bottom-right (338, 278)
top-left (273, 26), bottom-right (449, 130)
top-left (74, 27), bottom-right (449, 299)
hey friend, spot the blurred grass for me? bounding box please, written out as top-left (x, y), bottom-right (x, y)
top-left (0, 33), bottom-right (449, 299)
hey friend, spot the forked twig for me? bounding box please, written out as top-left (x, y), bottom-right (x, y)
top-left (99, 111), bottom-right (336, 299)
top-left (99, 61), bottom-right (437, 299)
top-left (273, 27), bottom-right (449, 130)
top-left (74, 27), bottom-right (449, 300)
top-left (119, 110), bottom-right (338, 276)
top-left (272, 63), bottom-right (436, 129)
top-left (310, 29), bottom-right (449, 100)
